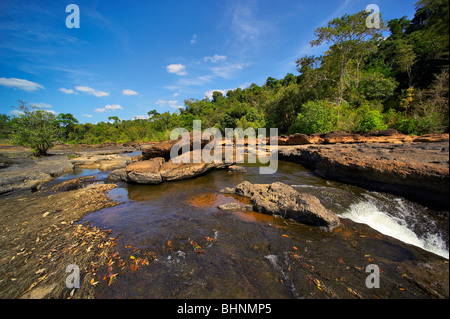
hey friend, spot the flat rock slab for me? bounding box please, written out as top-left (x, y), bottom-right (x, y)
top-left (279, 142), bottom-right (450, 209)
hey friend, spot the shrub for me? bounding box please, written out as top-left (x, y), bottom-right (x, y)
top-left (290, 100), bottom-right (338, 135)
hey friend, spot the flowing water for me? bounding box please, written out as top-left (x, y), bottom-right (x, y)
top-left (59, 157), bottom-right (448, 298)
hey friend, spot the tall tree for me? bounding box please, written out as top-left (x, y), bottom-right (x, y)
top-left (310, 10), bottom-right (386, 106)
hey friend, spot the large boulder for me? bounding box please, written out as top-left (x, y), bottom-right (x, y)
top-left (221, 181), bottom-right (340, 231)
top-left (142, 131), bottom-right (213, 160)
top-left (113, 150), bottom-right (232, 184)
top-left (125, 157), bottom-right (164, 184)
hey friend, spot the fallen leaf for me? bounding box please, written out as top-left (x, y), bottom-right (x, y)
top-left (90, 278), bottom-right (99, 286)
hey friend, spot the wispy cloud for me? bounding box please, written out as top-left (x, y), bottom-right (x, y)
top-left (133, 114), bottom-right (150, 120)
top-left (155, 100), bottom-right (183, 109)
top-left (95, 104), bottom-right (123, 113)
top-left (32, 102), bottom-right (52, 109)
top-left (177, 75), bottom-right (213, 86)
top-left (211, 63), bottom-right (247, 79)
top-left (167, 64), bottom-right (187, 76)
top-left (229, 1), bottom-right (272, 48)
top-left (75, 86), bottom-right (110, 97)
top-left (190, 34), bottom-right (197, 44)
top-left (122, 89), bottom-right (138, 96)
top-left (59, 88), bottom-right (77, 95)
top-left (0, 77), bottom-right (44, 92)
top-left (204, 55), bottom-right (227, 63)
top-left (82, 114), bottom-right (93, 118)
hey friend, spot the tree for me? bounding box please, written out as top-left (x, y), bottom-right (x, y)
top-left (10, 102), bottom-right (60, 156)
top-left (391, 40), bottom-right (416, 87)
top-left (0, 114), bottom-right (11, 140)
top-left (212, 91), bottom-right (224, 103)
top-left (266, 84), bottom-right (304, 133)
top-left (56, 113), bottom-right (79, 140)
top-left (387, 16), bottom-right (411, 39)
top-left (310, 10), bottom-right (386, 106)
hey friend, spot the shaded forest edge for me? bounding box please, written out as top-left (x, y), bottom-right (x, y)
top-left (1, 0), bottom-right (448, 157)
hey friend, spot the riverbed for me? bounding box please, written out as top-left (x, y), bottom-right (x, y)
top-left (64, 158), bottom-right (449, 298)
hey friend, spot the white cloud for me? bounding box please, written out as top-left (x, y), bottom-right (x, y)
top-left (204, 55), bottom-right (227, 63)
top-left (95, 104), bottom-right (123, 113)
top-left (211, 63), bottom-right (246, 79)
top-left (122, 89), bottom-right (138, 96)
top-left (133, 114), bottom-right (150, 120)
top-left (155, 100), bottom-right (182, 109)
top-left (190, 34), bottom-right (197, 44)
top-left (9, 109), bottom-right (24, 116)
top-left (204, 89), bottom-right (229, 100)
top-left (178, 75), bottom-right (213, 86)
top-left (32, 102), bottom-right (52, 109)
top-left (204, 83), bottom-right (250, 100)
top-left (166, 64), bottom-right (187, 76)
top-left (0, 77), bottom-right (44, 92)
top-left (59, 88), bottom-right (77, 94)
top-left (173, 93), bottom-right (180, 97)
top-left (75, 86), bottom-right (110, 97)
top-left (82, 114), bottom-right (93, 118)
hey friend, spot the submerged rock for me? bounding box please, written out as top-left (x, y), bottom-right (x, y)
top-left (227, 165), bottom-right (247, 174)
top-left (222, 181), bottom-right (340, 231)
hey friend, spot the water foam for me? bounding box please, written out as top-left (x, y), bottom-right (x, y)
top-left (339, 201), bottom-right (449, 259)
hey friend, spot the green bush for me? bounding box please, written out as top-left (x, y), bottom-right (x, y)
top-left (358, 109), bottom-right (387, 133)
top-left (290, 100), bottom-right (338, 135)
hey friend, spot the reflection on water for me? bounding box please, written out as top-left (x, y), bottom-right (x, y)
top-left (78, 160), bottom-right (449, 298)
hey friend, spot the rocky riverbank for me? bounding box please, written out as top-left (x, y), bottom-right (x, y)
top-left (0, 143), bottom-right (136, 198)
top-left (1, 132), bottom-right (449, 299)
top-left (275, 130), bottom-right (449, 210)
top-left (0, 183), bottom-right (120, 298)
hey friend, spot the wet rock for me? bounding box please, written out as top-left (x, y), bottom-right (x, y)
top-left (107, 168), bottom-right (128, 182)
top-left (227, 165), bottom-right (247, 174)
top-left (217, 202), bottom-right (245, 212)
top-left (0, 156), bottom-right (74, 197)
top-left (50, 175), bottom-right (99, 192)
top-left (223, 181), bottom-right (340, 231)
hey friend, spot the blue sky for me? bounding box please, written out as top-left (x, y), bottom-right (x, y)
top-left (1, 0), bottom-right (418, 124)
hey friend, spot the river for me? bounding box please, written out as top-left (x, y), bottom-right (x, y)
top-left (54, 156), bottom-right (448, 298)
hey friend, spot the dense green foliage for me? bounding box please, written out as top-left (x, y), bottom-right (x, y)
top-left (1, 0), bottom-right (448, 150)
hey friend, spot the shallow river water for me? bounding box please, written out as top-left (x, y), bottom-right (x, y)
top-left (65, 157), bottom-right (449, 298)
